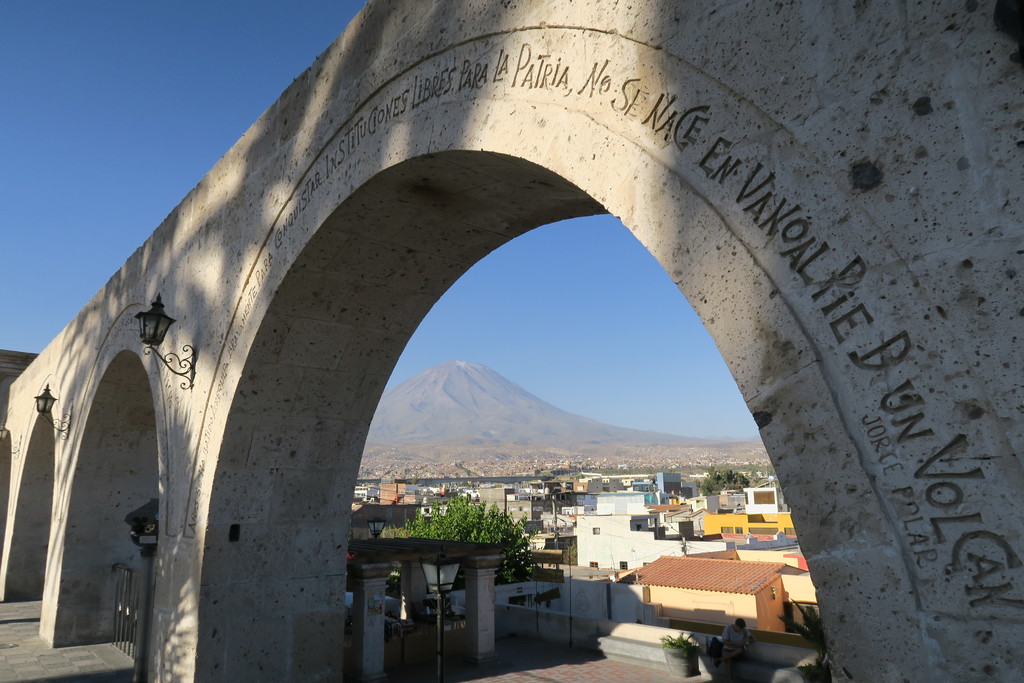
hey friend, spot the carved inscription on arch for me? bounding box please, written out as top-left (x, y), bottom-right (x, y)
top-left (191, 28), bottom-right (1019, 614)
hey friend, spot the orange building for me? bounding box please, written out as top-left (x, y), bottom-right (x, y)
top-left (621, 556), bottom-right (788, 631)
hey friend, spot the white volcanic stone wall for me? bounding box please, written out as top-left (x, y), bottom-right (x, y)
top-left (1, 1), bottom-right (1021, 680)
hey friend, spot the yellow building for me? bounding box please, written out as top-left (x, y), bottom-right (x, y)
top-left (702, 511), bottom-right (797, 538)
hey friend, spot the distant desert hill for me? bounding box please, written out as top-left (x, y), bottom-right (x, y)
top-left (366, 360), bottom-right (710, 447)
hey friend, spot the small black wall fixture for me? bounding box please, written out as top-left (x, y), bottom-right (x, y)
top-left (34, 385), bottom-right (70, 439)
top-left (135, 295), bottom-right (195, 390)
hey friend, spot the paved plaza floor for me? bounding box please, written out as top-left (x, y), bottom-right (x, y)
top-left (0, 600), bottom-right (691, 682)
top-left (0, 601), bottom-right (130, 682)
top-left (385, 634), bottom-right (697, 683)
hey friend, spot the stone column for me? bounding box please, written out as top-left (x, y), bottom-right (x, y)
top-left (399, 559), bottom-right (426, 620)
top-left (350, 562), bottom-right (394, 683)
top-left (462, 554), bottom-right (503, 664)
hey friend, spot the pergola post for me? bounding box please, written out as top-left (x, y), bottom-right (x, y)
top-left (462, 554), bottom-right (503, 664)
top-left (399, 559), bottom-right (426, 620)
top-left (350, 562), bottom-right (394, 683)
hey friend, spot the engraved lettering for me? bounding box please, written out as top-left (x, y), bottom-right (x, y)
top-left (673, 106), bottom-right (711, 151)
top-left (929, 513), bottom-right (984, 543)
top-left (699, 137), bottom-right (735, 179)
top-left (881, 380), bottom-right (926, 413)
top-left (577, 60), bottom-right (612, 97)
top-left (757, 198), bottom-right (800, 237)
top-left (780, 238), bottom-right (830, 283)
top-left (925, 482), bottom-right (964, 508)
top-left (914, 434), bottom-right (981, 479)
top-left (736, 163), bottom-right (774, 204)
top-left (492, 48), bottom-right (509, 82)
top-left (829, 303), bottom-right (874, 343)
top-left (811, 256), bottom-right (867, 301)
top-left (848, 330), bottom-right (911, 370)
top-left (611, 78), bottom-right (645, 117)
top-left (892, 411), bottom-right (935, 442)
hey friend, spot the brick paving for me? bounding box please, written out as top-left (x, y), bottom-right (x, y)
top-left (0, 601), bottom-right (699, 682)
top-left (386, 635), bottom-right (705, 682)
top-left (0, 602), bottom-right (130, 682)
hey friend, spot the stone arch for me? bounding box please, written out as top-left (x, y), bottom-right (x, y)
top-left (195, 152), bottom-right (603, 680)
top-left (105, 2), bottom-right (1019, 681)
top-left (2, 411), bottom-right (57, 600)
top-left (38, 350), bottom-right (160, 646)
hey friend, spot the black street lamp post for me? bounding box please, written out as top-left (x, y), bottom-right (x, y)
top-left (124, 500), bottom-right (159, 683)
top-left (420, 553), bottom-right (461, 683)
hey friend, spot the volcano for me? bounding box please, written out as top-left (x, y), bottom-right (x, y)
top-left (366, 360), bottom-right (702, 447)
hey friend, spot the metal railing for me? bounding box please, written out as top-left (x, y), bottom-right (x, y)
top-left (112, 564), bottom-right (141, 658)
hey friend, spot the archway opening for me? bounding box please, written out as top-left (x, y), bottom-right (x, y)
top-left (3, 414), bottom-right (56, 600)
top-left (43, 351), bottom-right (159, 646)
top-left (363, 212), bottom-right (765, 478)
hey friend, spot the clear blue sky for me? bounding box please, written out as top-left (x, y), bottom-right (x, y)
top-left (1, 1), bottom-right (759, 439)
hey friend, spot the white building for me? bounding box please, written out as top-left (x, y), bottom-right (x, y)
top-left (575, 514), bottom-right (735, 570)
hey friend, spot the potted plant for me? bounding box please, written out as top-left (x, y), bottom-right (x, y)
top-left (660, 632), bottom-right (699, 677)
top-left (780, 604), bottom-right (830, 682)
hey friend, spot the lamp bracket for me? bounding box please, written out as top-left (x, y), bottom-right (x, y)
top-left (144, 344), bottom-right (196, 390)
top-left (50, 416), bottom-right (71, 440)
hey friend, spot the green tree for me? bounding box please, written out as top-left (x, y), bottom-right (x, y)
top-left (698, 466), bottom-right (751, 496)
top-left (404, 496), bottom-right (533, 584)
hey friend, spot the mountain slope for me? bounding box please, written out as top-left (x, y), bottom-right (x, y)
top-left (366, 361), bottom-right (703, 446)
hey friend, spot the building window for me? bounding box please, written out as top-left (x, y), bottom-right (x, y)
top-left (592, 528), bottom-right (601, 535)
top-left (736, 526), bottom-right (744, 533)
top-left (753, 490), bottom-right (776, 505)
top-left (619, 561), bottom-right (629, 570)
top-left (750, 526), bottom-right (777, 535)
top-left (721, 526), bottom-right (735, 534)
top-left (635, 524), bottom-right (643, 531)
top-left (589, 561), bottom-right (599, 568)
top-left (784, 527), bottom-right (796, 535)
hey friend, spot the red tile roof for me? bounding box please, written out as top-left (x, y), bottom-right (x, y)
top-left (622, 556), bottom-right (786, 595)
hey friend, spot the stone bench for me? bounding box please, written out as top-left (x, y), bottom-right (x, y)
top-left (596, 624), bottom-right (812, 682)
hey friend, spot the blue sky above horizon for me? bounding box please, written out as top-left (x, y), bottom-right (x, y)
top-left (1, 1), bottom-right (760, 440)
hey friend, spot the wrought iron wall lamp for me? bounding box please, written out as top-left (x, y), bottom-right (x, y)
top-left (135, 295), bottom-right (196, 390)
top-left (34, 385), bottom-right (71, 439)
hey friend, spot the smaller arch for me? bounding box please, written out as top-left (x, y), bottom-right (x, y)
top-left (41, 350), bottom-right (160, 646)
top-left (1, 413), bottom-right (56, 600)
top-left (0, 433), bottom-right (11, 558)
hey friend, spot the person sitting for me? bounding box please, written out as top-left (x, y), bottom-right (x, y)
top-left (716, 617), bottom-right (754, 679)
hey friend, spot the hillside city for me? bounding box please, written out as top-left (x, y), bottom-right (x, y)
top-left (359, 443), bottom-right (771, 481)
top-left (348, 460), bottom-right (825, 679)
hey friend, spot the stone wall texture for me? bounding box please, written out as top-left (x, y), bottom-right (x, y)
top-left (1, 1), bottom-right (1021, 680)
